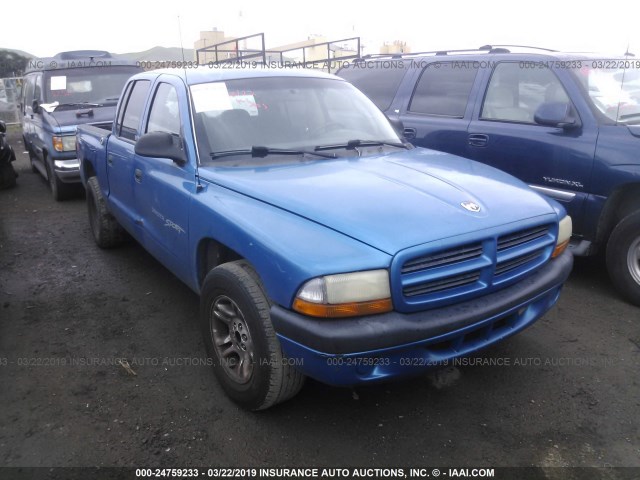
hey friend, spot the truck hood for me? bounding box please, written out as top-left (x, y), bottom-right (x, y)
top-left (43, 105), bottom-right (117, 132)
top-left (199, 148), bottom-right (559, 254)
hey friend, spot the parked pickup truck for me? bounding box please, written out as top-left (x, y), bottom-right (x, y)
top-left (77, 68), bottom-right (573, 410)
top-left (337, 47), bottom-right (640, 305)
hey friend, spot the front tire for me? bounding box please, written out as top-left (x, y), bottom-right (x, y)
top-left (86, 176), bottom-right (125, 248)
top-left (200, 261), bottom-right (304, 410)
top-left (606, 210), bottom-right (640, 306)
top-left (46, 156), bottom-right (71, 201)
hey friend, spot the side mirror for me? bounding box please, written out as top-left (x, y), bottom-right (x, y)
top-left (534, 102), bottom-right (579, 129)
top-left (32, 99), bottom-right (41, 114)
top-left (386, 115), bottom-right (405, 138)
top-left (0, 120), bottom-right (6, 134)
top-left (135, 132), bottom-right (187, 166)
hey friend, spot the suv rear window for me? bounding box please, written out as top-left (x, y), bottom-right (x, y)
top-left (408, 62), bottom-right (478, 117)
top-left (338, 61), bottom-right (407, 111)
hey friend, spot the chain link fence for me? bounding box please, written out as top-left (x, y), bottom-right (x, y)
top-left (0, 77), bottom-right (22, 124)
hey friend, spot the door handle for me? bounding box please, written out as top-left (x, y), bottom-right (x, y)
top-left (107, 155), bottom-right (113, 166)
top-left (403, 127), bottom-right (417, 140)
top-left (468, 134), bottom-right (489, 147)
top-left (134, 168), bottom-right (143, 183)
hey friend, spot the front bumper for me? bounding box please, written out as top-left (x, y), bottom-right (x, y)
top-left (271, 250), bottom-right (573, 386)
top-left (53, 159), bottom-right (81, 183)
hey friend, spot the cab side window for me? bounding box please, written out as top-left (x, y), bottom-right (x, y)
top-left (34, 74), bottom-right (43, 103)
top-left (118, 80), bottom-right (150, 141)
top-left (146, 83), bottom-right (181, 135)
top-left (408, 62), bottom-right (478, 117)
top-left (481, 62), bottom-right (570, 123)
top-left (22, 74), bottom-right (36, 114)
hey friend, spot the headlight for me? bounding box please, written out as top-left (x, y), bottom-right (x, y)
top-left (552, 215), bottom-right (572, 258)
top-left (293, 269), bottom-right (393, 318)
top-left (53, 135), bottom-right (76, 152)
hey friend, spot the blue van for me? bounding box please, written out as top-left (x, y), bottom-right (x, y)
top-left (20, 50), bottom-right (142, 200)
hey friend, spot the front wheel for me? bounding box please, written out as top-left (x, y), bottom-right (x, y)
top-left (46, 157), bottom-right (71, 201)
top-left (200, 261), bottom-right (304, 410)
top-left (606, 210), bottom-right (640, 306)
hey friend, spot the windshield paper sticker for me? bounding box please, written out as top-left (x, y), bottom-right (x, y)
top-left (50, 76), bottom-right (67, 91)
top-left (230, 95), bottom-right (259, 116)
top-left (191, 83), bottom-right (233, 113)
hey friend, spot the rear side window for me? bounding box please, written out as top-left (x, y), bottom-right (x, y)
top-left (480, 62), bottom-right (570, 123)
top-left (338, 61), bottom-right (407, 111)
top-left (408, 62), bottom-right (478, 117)
top-left (119, 80), bottom-right (150, 141)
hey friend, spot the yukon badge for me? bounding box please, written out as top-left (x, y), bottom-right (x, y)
top-left (461, 201), bottom-right (481, 213)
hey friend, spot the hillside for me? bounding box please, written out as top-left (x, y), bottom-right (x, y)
top-left (114, 46), bottom-right (195, 62)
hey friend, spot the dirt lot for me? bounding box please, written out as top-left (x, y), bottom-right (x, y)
top-left (1, 129), bottom-right (639, 474)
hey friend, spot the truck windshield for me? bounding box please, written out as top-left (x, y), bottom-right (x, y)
top-left (44, 66), bottom-right (140, 106)
top-left (192, 76), bottom-right (402, 164)
top-left (572, 65), bottom-right (640, 124)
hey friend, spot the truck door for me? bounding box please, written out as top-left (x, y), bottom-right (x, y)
top-left (132, 80), bottom-right (195, 283)
top-left (467, 62), bottom-right (597, 235)
top-left (397, 61), bottom-right (482, 158)
top-left (106, 79), bottom-right (151, 233)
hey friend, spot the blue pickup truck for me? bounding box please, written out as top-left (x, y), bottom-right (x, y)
top-left (337, 47), bottom-right (640, 306)
top-left (76, 67), bottom-right (573, 410)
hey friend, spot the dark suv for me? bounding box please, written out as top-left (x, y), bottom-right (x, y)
top-left (337, 45), bottom-right (640, 306)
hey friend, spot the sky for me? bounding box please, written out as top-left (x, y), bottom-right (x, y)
top-left (2, 0), bottom-right (639, 58)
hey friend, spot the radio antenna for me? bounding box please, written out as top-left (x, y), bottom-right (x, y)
top-left (615, 42), bottom-right (631, 125)
top-left (178, 15), bottom-right (186, 64)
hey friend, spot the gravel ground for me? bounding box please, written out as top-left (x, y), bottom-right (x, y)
top-left (1, 129), bottom-right (638, 477)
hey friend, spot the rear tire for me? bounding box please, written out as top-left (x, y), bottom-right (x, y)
top-left (86, 176), bottom-right (125, 248)
top-left (200, 260), bottom-right (305, 410)
top-left (606, 210), bottom-right (640, 306)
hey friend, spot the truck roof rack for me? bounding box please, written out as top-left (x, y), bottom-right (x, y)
top-left (196, 33), bottom-right (361, 73)
top-left (354, 44), bottom-right (558, 62)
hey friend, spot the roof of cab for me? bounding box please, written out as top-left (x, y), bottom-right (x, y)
top-left (25, 50), bottom-right (140, 73)
top-left (129, 66), bottom-right (343, 85)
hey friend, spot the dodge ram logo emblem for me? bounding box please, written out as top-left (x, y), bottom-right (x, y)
top-left (461, 201), bottom-right (481, 212)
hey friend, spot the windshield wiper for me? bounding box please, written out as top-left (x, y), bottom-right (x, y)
top-left (314, 139), bottom-right (411, 151)
top-left (618, 113), bottom-right (640, 124)
top-left (54, 102), bottom-right (103, 111)
top-left (210, 146), bottom-right (337, 160)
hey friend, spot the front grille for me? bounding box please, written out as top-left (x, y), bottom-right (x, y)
top-left (396, 223), bottom-right (555, 310)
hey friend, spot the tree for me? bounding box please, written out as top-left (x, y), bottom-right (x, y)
top-left (0, 50), bottom-right (30, 77)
